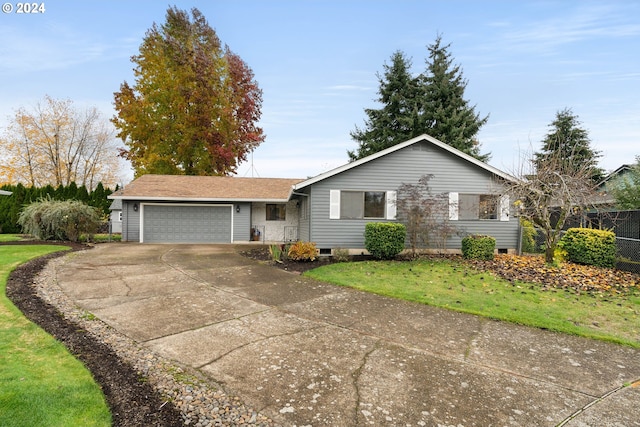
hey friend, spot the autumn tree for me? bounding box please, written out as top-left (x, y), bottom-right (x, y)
top-left (113, 6), bottom-right (264, 177)
top-left (349, 36), bottom-right (489, 162)
top-left (0, 96), bottom-right (120, 189)
top-left (535, 108), bottom-right (604, 183)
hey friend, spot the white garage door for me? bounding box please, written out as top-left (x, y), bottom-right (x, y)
top-left (142, 204), bottom-right (232, 243)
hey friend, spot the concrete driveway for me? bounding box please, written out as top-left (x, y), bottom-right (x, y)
top-left (55, 244), bottom-right (639, 426)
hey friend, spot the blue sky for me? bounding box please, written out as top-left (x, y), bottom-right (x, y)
top-left (1, 1), bottom-right (638, 183)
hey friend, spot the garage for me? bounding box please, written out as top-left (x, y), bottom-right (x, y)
top-left (141, 204), bottom-right (232, 243)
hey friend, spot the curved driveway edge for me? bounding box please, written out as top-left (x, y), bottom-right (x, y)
top-left (55, 244), bottom-right (640, 426)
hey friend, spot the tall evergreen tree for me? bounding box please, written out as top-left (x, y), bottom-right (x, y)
top-left (535, 108), bottom-right (604, 183)
top-left (349, 37), bottom-right (490, 162)
top-left (419, 36), bottom-right (489, 161)
top-left (348, 51), bottom-right (420, 161)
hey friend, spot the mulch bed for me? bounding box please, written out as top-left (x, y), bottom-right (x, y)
top-left (4, 241), bottom-right (183, 427)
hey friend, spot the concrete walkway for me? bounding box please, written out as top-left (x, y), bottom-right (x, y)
top-left (55, 244), bottom-right (640, 426)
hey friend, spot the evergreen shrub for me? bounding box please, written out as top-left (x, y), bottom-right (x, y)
top-left (559, 228), bottom-right (616, 268)
top-left (364, 222), bottom-right (406, 260)
top-left (461, 234), bottom-right (496, 260)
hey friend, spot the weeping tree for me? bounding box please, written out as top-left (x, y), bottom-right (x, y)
top-left (18, 197), bottom-right (102, 242)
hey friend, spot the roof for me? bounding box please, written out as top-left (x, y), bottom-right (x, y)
top-left (293, 134), bottom-right (516, 191)
top-left (598, 164), bottom-right (632, 188)
top-left (109, 174), bottom-right (304, 202)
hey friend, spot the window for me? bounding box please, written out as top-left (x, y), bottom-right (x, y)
top-left (266, 204), bottom-right (286, 221)
top-left (330, 190), bottom-right (396, 220)
top-left (338, 191), bottom-right (386, 219)
top-left (449, 193), bottom-right (508, 221)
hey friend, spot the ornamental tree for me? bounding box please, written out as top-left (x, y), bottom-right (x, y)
top-left (112, 7), bottom-right (264, 176)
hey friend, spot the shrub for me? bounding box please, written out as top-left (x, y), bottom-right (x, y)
top-left (332, 247), bottom-right (351, 262)
top-left (287, 241), bottom-right (318, 262)
top-left (269, 244), bottom-right (284, 263)
top-left (364, 222), bottom-right (406, 260)
top-left (559, 228), bottom-right (616, 268)
top-left (519, 218), bottom-right (538, 253)
top-left (461, 234), bottom-right (496, 260)
top-left (18, 197), bottom-right (102, 242)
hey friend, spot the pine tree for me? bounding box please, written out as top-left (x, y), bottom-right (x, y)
top-left (535, 108), bottom-right (604, 183)
top-left (349, 37), bottom-right (490, 162)
top-left (419, 36), bottom-right (489, 161)
top-left (349, 51), bottom-right (421, 161)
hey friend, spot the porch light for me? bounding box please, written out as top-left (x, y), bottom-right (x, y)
top-left (133, 203), bottom-right (138, 212)
top-left (236, 205), bottom-right (240, 213)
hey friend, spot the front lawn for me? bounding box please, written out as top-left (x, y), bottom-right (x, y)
top-left (305, 255), bottom-right (640, 347)
top-left (0, 245), bottom-right (111, 427)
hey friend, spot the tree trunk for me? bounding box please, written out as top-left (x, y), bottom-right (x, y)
top-left (545, 245), bottom-right (555, 264)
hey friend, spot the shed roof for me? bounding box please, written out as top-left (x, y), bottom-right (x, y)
top-left (109, 174), bottom-right (303, 202)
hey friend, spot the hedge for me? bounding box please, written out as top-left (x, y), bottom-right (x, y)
top-left (461, 234), bottom-right (496, 260)
top-left (559, 228), bottom-right (616, 268)
top-left (364, 222), bottom-right (406, 260)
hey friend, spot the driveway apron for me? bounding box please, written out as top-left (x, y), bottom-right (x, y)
top-left (55, 244), bottom-right (640, 426)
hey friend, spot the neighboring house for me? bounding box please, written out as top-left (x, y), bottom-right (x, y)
top-left (593, 164), bottom-right (634, 207)
top-left (110, 134), bottom-right (520, 252)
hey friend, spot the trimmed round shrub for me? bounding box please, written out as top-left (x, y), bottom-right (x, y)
top-left (461, 234), bottom-right (496, 260)
top-left (18, 198), bottom-right (102, 242)
top-left (364, 222), bottom-right (406, 260)
top-left (559, 228), bottom-right (616, 268)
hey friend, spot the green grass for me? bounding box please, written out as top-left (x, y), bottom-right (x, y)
top-left (0, 245), bottom-right (111, 427)
top-left (305, 258), bottom-right (640, 347)
top-left (0, 234), bottom-right (24, 242)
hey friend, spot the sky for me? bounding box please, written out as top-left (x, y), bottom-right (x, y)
top-left (1, 0), bottom-right (638, 184)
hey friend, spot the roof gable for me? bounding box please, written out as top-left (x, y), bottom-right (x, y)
top-left (293, 134), bottom-right (514, 190)
top-left (109, 175), bottom-right (303, 202)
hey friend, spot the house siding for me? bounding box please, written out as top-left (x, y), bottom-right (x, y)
top-left (122, 201), bottom-right (140, 242)
top-left (306, 141), bottom-right (519, 251)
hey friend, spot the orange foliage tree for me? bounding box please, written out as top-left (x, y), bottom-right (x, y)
top-left (0, 95), bottom-right (120, 189)
top-left (112, 7), bottom-right (264, 177)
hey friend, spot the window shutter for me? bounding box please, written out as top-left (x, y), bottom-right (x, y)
top-left (386, 191), bottom-right (397, 220)
top-left (329, 190), bottom-right (340, 219)
top-left (499, 194), bottom-right (510, 221)
top-left (448, 192), bottom-right (459, 221)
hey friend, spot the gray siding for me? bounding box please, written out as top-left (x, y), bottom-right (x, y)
top-left (307, 141), bottom-right (519, 251)
top-left (295, 194), bottom-right (311, 242)
top-left (233, 202), bottom-right (251, 241)
top-left (122, 201), bottom-right (140, 242)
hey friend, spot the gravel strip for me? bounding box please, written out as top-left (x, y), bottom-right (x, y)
top-left (34, 253), bottom-right (279, 427)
